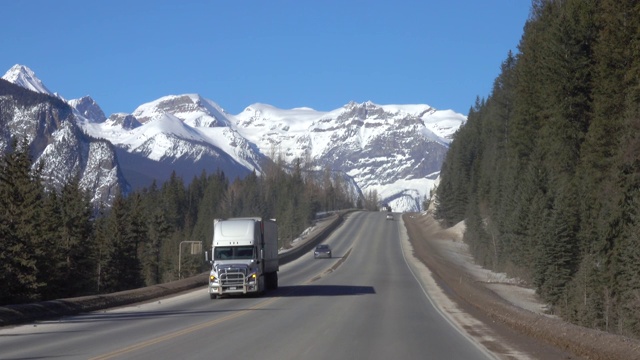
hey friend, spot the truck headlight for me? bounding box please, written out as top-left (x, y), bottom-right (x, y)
top-left (210, 274), bottom-right (217, 282)
top-left (247, 273), bottom-right (257, 284)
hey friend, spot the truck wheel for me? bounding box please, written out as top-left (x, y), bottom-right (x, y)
top-left (210, 294), bottom-right (218, 300)
top-left (266, 272), bottom-right (272, 290)
top-left (266, 272), bottom-right (278, 290)
top-left (258, 275), bottom-right (266, 296)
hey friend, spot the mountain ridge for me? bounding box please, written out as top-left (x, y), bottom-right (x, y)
top-left (2, 64), bottom-right (466, 211)
top-left (0, 77), bottom-right (128, 205)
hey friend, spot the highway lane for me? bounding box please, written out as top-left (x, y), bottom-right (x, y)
top-left (0, 211), bottom-right (495, 359)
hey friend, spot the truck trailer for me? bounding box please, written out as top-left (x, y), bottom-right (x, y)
top-left (207, 218), bottom-right (278, 299)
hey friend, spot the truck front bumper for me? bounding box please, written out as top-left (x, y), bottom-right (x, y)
top-left (209, 282), bottom-right (258, 295)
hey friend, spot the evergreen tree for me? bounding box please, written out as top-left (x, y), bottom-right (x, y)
top-left (143, 209), bottom-right (171, 285)
top-left (58, 174), bottom-right (95, 296)
top-left (101, 193), bottom-right (143, 292)
top-left (34, 175), bottom-right (94, 300)
top-left (192, 170), bottom-right (227, 246)
top-left (434, 0), bottom-right (640, 338)
top-left (609, 96), bottom-right (640, 335)
top-left (127, 193), bottom-right (148, 267)
top-left (534, 188), bottom-right (580, 308)
top-left (0, 138), bottom-right (45, 304)
top-left (162, 171), bottom-right (187, 231)
top-left (37, 187), bottom-right (65, 299)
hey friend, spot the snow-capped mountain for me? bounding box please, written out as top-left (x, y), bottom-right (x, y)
top-left (2, 64), bottom-right (466, 211)
top-left (81, 95), bottom-right (263, 189)
top-left (68, 96), bottom-right (107, 123)
top-left (233, 101), bottom-right (462, 211)
top-left (126, 94), bottom-right (261, 171)
top-left (2, 64), bottom-right (53, 95)
top-left (2, 65), bottom-right (106, 125)
top-left (132, 94), bottom-right (232, 128)
top-left (0, 75), bottom-right (127, 206)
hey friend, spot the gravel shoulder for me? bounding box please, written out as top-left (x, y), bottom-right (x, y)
top-left (402, 211), bottom-right (640, 360)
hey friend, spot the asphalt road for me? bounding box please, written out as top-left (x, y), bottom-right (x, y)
top-left (0, 212), bottom-right (495, 360)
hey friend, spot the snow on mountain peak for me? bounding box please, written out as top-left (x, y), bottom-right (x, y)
top-left (68, 95), bottom-right (107, 123)
top-left (2, 63), bottom-right (466, 212)
top-left (1, 65), bottom-right (112, 126)
top-left (2, 64), bottom-right (53, 95)
top-left (132, 94), bottom-right (231, 128)
top-left (232, 100), bottom-right (466, 211)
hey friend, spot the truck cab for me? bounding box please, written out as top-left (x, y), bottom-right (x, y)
top-left (208, 218), bottom-right (278, 299)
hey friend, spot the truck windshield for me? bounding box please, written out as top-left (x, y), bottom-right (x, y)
top-left (214, 246), bottom-right (255, 260)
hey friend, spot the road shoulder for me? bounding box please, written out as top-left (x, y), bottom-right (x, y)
top-left (401, 212), bottom-right (640, 360)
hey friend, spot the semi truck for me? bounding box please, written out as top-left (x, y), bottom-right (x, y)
top-left (207, 217), bottom-right (278, 299)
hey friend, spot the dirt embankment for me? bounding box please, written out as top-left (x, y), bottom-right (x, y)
top-left (403, 212), bottom-right (640, 360)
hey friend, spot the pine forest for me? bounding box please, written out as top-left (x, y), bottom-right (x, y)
top-left (0, 138), bottom-right (368, 305)
top-left (435, 0), bottom-right (640, 338)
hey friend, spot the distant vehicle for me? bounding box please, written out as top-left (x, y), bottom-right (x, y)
top-left (386, 213), bottom-right (393, 220)
top-left (314, 244), bottom-right (332, 259)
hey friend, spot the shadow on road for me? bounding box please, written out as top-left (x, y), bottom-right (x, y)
top-left (28, 308), bottom-right (239, 325)
top-left (2, 285), bottom-right (376, 329)
top-left (272, 285), bottom-right (376, 297)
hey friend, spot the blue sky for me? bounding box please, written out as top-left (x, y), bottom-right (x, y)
top-left (2, 0), bottom-right (531, 117)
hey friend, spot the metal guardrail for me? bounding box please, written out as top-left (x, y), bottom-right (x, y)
top-left (278, 212), bottom-right (345, 265)
top-left (0, 211), bottom-right (352, 327)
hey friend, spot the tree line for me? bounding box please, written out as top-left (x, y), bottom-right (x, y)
top-left (0, 139), bottom-right (370, 305)
top-left (435, 0), bottom-right (640, 338)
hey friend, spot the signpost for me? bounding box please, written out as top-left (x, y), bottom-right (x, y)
top-left (178, 241), bottom-right (202, 279)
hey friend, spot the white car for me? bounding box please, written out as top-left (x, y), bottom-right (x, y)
top-left (386, 213), bottom-right (393, 220)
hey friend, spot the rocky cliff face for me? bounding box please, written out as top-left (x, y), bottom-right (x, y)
top-left (68, 96), bottom-right (107, 123)
top-left (0, 78), bottom-right (128, 206)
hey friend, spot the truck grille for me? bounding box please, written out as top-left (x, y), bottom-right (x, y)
top-left (218, 266), bottom-right (247, 286)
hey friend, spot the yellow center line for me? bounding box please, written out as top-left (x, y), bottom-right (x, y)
top-left (90, 255), bottom-right (350, 359)
top-left (90, 296), bottom-right (279, 360)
